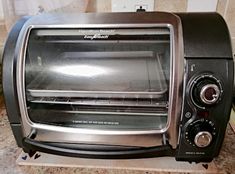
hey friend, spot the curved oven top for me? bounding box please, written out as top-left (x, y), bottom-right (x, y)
top-left (21, 12), bottom-right (179, 26)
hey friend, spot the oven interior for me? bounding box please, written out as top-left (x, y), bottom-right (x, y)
top-left (25, 27), bottom-right (171, 131)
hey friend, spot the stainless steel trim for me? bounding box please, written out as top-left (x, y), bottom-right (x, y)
top-left (194, 131), bottom-right (212, 148)
top-left (16, 13), bottom-right (184, 147)
top-left (35, 28), bottom-right (170, 36)
top-left (35, 132), bottom-right (164, 147)
top-left (166, 13), bottom-right (184, 148)
top-left (200, 84), bottom-right (220, 105)
top-left (177, 58), bottom-right (189, 145)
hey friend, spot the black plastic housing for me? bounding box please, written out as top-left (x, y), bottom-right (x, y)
top-left (175, 13), bottom-right (233, 162)
top-left (2, 17), bottom-right (30, 147)
top-left (2, 12), bottom-right (234, 162)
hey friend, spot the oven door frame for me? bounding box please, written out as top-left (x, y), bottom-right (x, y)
top-left (16, 13), bottom-right (184, 148)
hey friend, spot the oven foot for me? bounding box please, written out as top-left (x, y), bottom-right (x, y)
top-left (23, 148), bottom-right (36, 158)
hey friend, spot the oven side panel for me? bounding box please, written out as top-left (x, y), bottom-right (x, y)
top-left (176, 12), bottom-right (233, 58)
top-left (2, 17), bottom-right (30, 147)
top-left (175, 13), bottom-right (233, 162)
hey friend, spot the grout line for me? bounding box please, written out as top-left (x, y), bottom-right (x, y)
top-left (223, 0), bottom-right (230, 19)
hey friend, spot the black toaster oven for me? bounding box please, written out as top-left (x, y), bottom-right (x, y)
top-left (2, 12), bottom-right (234, 162)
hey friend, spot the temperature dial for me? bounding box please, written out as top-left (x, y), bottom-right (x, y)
top-left (191, 75), bottom-right (222, 107)
top-left (194, 131), bottom-right (212, 148)
top-left (185, 119), bottom-right (216, 148)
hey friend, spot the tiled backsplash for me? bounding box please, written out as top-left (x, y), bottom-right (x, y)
top-left (217, 0), bottom-right (235, 54)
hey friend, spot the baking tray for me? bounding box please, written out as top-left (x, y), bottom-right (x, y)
top-left (26, 52), bottom-right (168, 99)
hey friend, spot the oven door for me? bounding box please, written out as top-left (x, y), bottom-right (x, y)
top-left (18, 23), bottom-right (180, 158)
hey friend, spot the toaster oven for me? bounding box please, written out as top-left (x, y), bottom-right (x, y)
top-left (2, 12), bottom-right (234, 162)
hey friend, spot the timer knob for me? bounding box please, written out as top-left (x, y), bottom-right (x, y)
top-left (191, 75), bottom-right (222, 107)
top-left (186, 119), bottom-right (216, 148)
top-left (194, 131), bottom-right (212, 148)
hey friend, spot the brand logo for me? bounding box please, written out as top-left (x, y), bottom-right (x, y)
top-left (84, 34), bottom-right (109, 40)
top-left (185, 151), bottom-right (205, 155)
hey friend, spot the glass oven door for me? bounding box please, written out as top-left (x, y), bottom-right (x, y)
top-left (25, 27), bottom-right (171, 132)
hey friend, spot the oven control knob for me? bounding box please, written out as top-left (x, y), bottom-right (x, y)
top-left (199, 84), bottom-right (220, 105)
top-left (185, 119), bottom-right (216, 148)
top-left (194, 131), bottom-right (212, 148)
top-left (191, 75), bottom-right (222, 107)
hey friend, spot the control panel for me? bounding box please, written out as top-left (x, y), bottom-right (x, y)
top-left (176, 59), bottom-right (233, 162)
